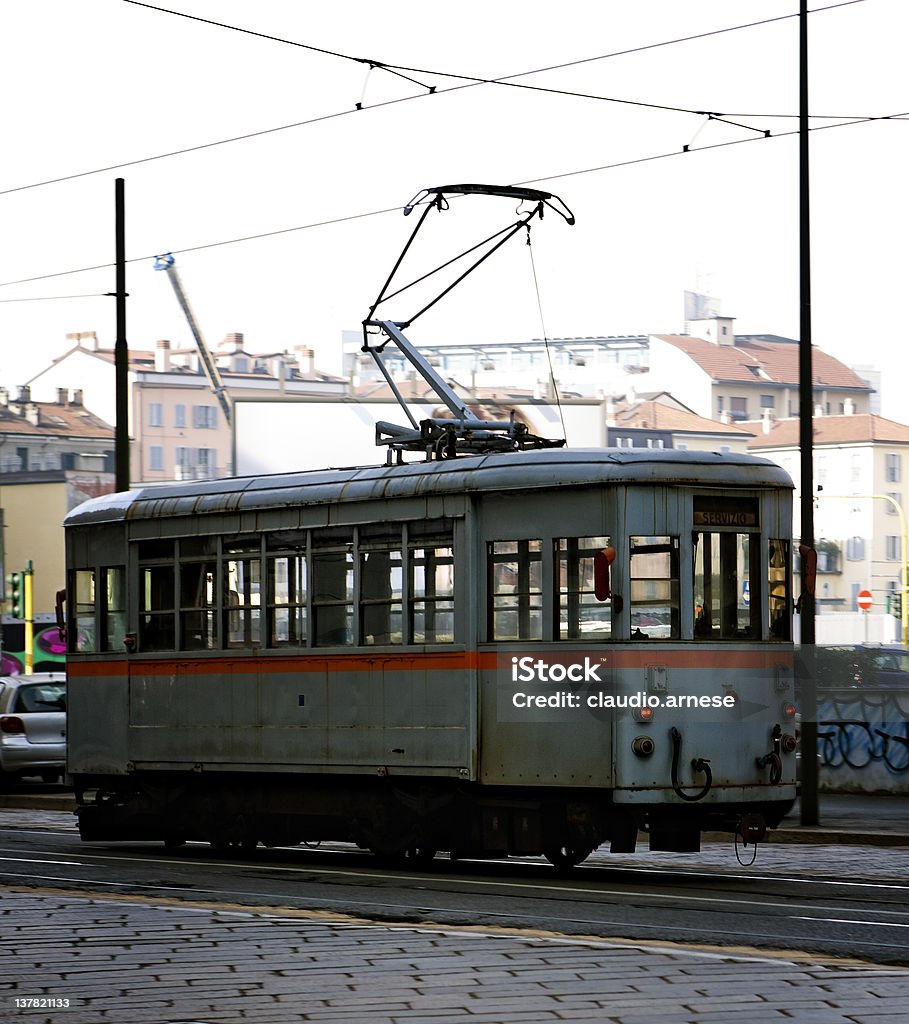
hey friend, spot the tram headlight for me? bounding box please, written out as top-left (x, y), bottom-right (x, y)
top-left (781, 733), bottom-right (798, 753)
top-left (632, 736), bottom-right (655, 758)
top-left (632, 706), bottom-right (655, 723)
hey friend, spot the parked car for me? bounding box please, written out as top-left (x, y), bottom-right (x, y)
top-left (811, 644), bottom-right (909, 689)
top-left (0, 673), bottom-right (67, 784)
top-left (851, 645), bottom-right (909, 688)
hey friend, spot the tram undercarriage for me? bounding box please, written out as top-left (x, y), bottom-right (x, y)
top-left (74, 772), bottom-right (795, 867)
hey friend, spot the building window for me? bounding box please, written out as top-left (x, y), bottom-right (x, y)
top-left (886, 453), bottom-right (902, 483)
top-left (846, 536), bottom-right (865, 561)
top-left (729, 397), bottom-right (748, 422)
top-left (149, 446), bottom-right (163, 471)
top-left (196, 448), bottom-right (217, 478)
top-left (148, 402), bottom-right (163, 427)
top-left (193, 405), bottom-right (217, 429)
top-left (716, 395), bottom-right (724, 417)
top-left (646, 438), bottom-right (665, 449)
top-left (175, 404), bottom-right (186, 428)
top-left (886, 492), bottom-right (902, 515)
top-left (615, 436), bottom-right (634, 448)
top-left (760, 394), bottom-right (775, 409)
top-left (886, 535), bottom-right (901, 561)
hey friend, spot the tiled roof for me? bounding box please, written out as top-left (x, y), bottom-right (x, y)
top-left (0, 402), bottom-right (114, 438)
top-left (614, 400), bottom-right (754, 436)
top-left (747, 414), bottom-right (909, 449)
top-left (653, 334), bottom-right (871, 390)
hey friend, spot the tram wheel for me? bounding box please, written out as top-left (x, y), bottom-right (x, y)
top-left (544, 846), bottom-right (592, 872)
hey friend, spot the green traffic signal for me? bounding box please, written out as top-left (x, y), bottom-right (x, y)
top-left (7, 571), bottom-right (23, 618)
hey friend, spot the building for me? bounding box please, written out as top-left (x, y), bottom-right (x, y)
top-left (749, 413), bottom-right (909, 630)
top-left (604, 392), bottom-right (755, 453)
top-left (646, 318), bottom-right (874, 426)
top-left (0, 386), bottom-right (114, 474)
top-left (27, 331), bottom-right (346, 482)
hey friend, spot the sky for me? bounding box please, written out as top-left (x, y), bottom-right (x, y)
top-left (1, 0), bottom-right (906, 417)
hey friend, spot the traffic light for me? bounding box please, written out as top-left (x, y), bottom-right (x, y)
top-left (7, 572), bottom-right (23, 618)
top-left (893, 592), bottom-right (902, 618)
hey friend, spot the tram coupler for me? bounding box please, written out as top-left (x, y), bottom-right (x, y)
top-left (737, 812), bottom-right (767, 846)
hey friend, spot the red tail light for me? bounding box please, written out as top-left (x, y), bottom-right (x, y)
top-left (0, 716), bottom-right (25, 734)
top-left (781, 702), bottom-right (798, 720)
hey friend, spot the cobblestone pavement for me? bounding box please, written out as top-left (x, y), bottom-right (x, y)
top-left (2, 889), bottom-right (908, 1024)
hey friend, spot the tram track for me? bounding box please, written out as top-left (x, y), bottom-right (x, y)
top-left (2, 819), bottom-right (908, 964)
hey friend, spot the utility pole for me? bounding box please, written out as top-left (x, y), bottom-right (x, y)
top-left (114, 178), bottom-right (130, 492)
top-left (798, 0), bottom-right (819, 827)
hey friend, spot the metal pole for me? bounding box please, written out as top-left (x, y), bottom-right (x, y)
top-left (114, 178), bottom-right (130, 492)
top-left (798, 0), bottom-right (819, 826)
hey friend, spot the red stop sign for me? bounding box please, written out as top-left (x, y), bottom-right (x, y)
top-left (857, 589), bottom-right (873, 610)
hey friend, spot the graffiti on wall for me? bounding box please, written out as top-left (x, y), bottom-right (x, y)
top-left (817, 690), bottom-right (909, 791)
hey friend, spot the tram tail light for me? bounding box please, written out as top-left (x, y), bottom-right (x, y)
top-left (780, 702), bottom-right (798, 720)
top-left (633, 706), bottom-right (655, 723)
top-left (0, 716), bottom-right (25, 734)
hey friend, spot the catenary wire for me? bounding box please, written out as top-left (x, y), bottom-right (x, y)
top-left (0, 110), bottom-right (902, 291)
top-left (1, 1), bottom-right (882, 199)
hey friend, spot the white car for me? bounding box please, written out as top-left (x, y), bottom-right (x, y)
top-left (0, 673), bottom-right (67, 784)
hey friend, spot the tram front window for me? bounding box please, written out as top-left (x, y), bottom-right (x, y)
top-left (488, 540), bottom-right (543, 641)
top-left (693, 531), bottom-right (760, 639)
top-left (557, 536), bottom-right (613, 640)
top-left (629, 536), bottom-right (679, 640)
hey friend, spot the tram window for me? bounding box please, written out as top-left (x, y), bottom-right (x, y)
top-left (410, 539), bottom-right (455, 644)
top-left (312, 529), bottom-right (354, 646)
top-left (768, 539), bottom-right (791, 640)
top-left (360, 540), bottom-right (403, 643)
top-left (73, 569), bottom-right (96, 652)
top-left (488, 540), bottom-right (543, 641)
top-left (140, 564), bottom-right (176, 651)
top-left (267, 553), bottom-right (307, 646)
top-left (557, 536), bottom-right (613, 640)
top-left (180, 561), bottom-right (217, 650)
top-left (103, 567), bottom-right (127, 652)
top-left (224, 542), bottom-right (262, 648)
top-left (693, 532), bottom-right (760, 640)
top-left (629, 536), bottom-right (679, 640)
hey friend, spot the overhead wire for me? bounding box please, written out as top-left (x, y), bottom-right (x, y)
top-left (0, 109), bottom-right (899, 292)
top-left (1, 1), bottom-right (885, 199)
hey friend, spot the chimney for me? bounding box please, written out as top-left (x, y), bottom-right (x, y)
top-left (155, 339), bottom-right (172, 373)
top-left (696, 316), bottom-right (736, 347)
top-left (295, 345), bottom-right (314, 376)
top-left (25, 403), bottom-right (40, 427)
top-left (71, 389), bottom-right (84, 407)
top-left (17, 385), bottom-right (31, 404)
top-left (0, 387), bottom-right (7, 407)
top-left (56, 387), bottom-right (68, 405)
top-left (224, 332), bottom-right (244, 353)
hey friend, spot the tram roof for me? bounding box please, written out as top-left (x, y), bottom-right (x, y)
top-left (65, 447), bottom-right (793, 526)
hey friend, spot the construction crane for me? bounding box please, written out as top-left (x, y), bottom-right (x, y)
top-left (153, 253), bottom-right (232, 426)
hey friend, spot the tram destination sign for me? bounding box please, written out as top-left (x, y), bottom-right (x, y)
top-left (693, 495), bottom-right (758, 528)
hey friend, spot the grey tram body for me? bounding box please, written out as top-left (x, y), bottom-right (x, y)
top-left (65, 447), bottom-right (798, 860)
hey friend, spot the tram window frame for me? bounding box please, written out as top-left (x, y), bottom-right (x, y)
top-left (311, 528), bottom-right (355, 647)
top-left (223, 538), bottom-right (263, 649)
top-left (139, 547), bottom-right (177, 652)
top-left (409, 526), bottom-right (455, 645)
top-left (359, 525), bottom-right (403, 646)
top-left (266, 532), bottom-right (308, 647)
top-left (556, 535), bottom-right (613, 641)
top-left (768, 538), bottom-right (792, 641)
top-left (629, 536), bottom-right (680, 640)
top-left (692, 531), bottom-right (761, 640)
top-left (488, 539), bottom-right (543, 641)
top-left (71, 569), bottom-right (97, 652)
top-left (103, 566), bottom-right (127, 652)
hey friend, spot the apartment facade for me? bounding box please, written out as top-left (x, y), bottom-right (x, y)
top-left (27, 331), bottom-right (346, 482)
